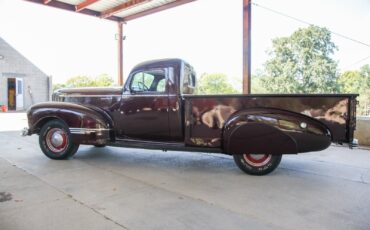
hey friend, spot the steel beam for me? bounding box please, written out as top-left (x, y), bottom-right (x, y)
top-left (101, 0), bottom-right (149, 19)
top-left (24, 0), bottom-right (122, 22)
top-left (75, 0), bottom-right (100, 12)
top-left (124, 0), bottom-right (196, 21)
top-left (25, 0), bottom-right (197, 22)
top-left (117, 22), bottom-right (124, 86)
top-left (242, 0), bottom-right (251, 94)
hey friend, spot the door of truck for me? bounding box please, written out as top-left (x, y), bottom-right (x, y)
top-left (117, 68), bottom-right (170, 141)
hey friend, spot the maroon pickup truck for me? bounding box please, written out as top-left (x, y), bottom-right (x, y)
top-left (23, 59), bottom-right (358, 175)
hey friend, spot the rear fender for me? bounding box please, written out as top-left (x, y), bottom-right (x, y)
top-left (223, 108), bottom-right (331, 155)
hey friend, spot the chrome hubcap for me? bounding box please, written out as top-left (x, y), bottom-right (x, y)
top-left (45, 128), bottom-right (68, 153)
top-left (243, 154), bottom-right (272, 167)
top-left (51, 132), bottom-right (64, 147)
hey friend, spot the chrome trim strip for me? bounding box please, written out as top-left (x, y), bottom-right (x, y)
top-left (58, 95), bottom-right (121, 98)
top-left (58, 94), bottom-right (179, 98)
top-left (69, 128), bottom-right (111, 135)
top-left (121, 94), bottom-right (177, 97)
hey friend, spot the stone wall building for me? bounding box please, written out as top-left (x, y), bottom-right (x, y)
top-left (0, 37), bottom-right (51, 111)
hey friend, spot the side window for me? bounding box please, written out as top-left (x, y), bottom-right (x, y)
top-left (182, 65), bottom-right (196, 94)
top-left (130, 69), bottom-right (167, 93)
top-left (131, 72), bottom-right (155, 92)
top-left (156, 79), bottom-right (166, 92)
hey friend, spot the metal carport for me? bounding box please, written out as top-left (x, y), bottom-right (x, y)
top-left (24, 0), bottom-right (252, 93)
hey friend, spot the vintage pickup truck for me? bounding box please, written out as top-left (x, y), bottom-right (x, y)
top-left (23, 59), bottom-right (358, 175)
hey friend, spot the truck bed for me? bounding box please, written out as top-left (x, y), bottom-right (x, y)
top-left (183, 94), bottom-right (357, 148)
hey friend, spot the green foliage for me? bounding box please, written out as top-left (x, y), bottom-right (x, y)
top-left (196, 73), bottom-right (238, 94)
top-left (66, 76), bottom-right (94, 88)
top-left (53, 74), bottom-right (114, 91)
top-left (338, 65), bottom-right (370, 115)
top-left (93, 74), bottom-right (114, 87)
top-left (261, 25), bottom-right (339, 93)
top-left (52, 83), bottom-right (67, 91)
top-left (338, 70), bottom-right (363, 93)
top-left (251, 74), bottom-right (268, 94)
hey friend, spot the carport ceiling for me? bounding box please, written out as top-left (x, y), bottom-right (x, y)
top-left (25, 0), bottom-right (196, 22)
top-left (24, 0), bottom-right (252, 93)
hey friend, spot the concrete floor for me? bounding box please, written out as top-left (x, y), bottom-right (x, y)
top-left (0, 113), bottom-right (370, 230)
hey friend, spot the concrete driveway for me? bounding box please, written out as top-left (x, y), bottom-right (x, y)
top-left (0, 113), bottom-right (370, 230)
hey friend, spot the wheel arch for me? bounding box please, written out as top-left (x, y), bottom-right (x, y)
top-left (27, 102), bottom-right (114, 144)
top-left (223, 107), bottom-right (332, 155)
top-left (32, 116), bottom-right (64, 134)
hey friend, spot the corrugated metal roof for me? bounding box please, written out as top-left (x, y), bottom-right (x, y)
top-left (115, 0), bottom-right (177, 18)
top-left (25, 0), bottom-right (196, 22)
top-left (83, 0), bottom-right (127, 12)
top-left (59, 0), bottom-right (85, 5)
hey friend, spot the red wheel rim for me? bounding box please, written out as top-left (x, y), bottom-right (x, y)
top-left (45, 128), bottom-right (68, 153)
top-left (243, 154), bottom-right (272, 167)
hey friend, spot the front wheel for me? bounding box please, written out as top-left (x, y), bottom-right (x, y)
top-left (39, 120), bottom-right (79, 160)
top-left (233, 153), bottom-right (282, 175)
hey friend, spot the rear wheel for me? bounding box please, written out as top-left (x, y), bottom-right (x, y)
top-left (39, 120), bottom-right (79, 160)
top-left (233, 153), bottom-right (282, 175)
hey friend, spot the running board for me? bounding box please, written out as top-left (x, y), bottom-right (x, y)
top-left (109, 138), bottom-right (223, 154)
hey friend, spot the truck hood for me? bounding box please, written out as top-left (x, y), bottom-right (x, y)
top-left (52, 87), bottom-right (123, 110)
top-left (54, 87), bottom-right (122, 96)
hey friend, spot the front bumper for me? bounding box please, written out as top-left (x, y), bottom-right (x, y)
top-left (21, 127), bottom-right (30, 136)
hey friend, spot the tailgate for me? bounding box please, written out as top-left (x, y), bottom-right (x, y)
top-left (347, 95), bottom-right (358, 146)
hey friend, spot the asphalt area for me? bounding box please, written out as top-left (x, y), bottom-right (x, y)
top-left (0, 113), bottom-right (369, 230)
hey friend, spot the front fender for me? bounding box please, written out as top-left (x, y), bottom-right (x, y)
top-left (223, 108), bottom-right (331, 155)
top-left (27, 102), bottom-right (113, 144)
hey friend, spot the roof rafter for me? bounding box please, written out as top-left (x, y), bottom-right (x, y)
top-left (25, 0), bottom-right (197, 22)
top-left (75, 0), bottom-right (100, 12)
top-left (100, 0), bottom-right (150, 19)
top-left (123, 0), bottom-right (195, 21)
top-left (24, 0), bottom-right (122, 22)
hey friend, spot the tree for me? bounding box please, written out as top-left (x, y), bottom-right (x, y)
top-left (261, 25), bottom-right (339, 93)
top-left (337, 70), bottom-right (363, 93)
top-left (53, 83), bottom-right (67, 91)
top-left (196, 73), bottom-right (238, 94)
top-left (53, 74), bottom-right (115, 91)
top-left (93, 74), bottom-right (114, 87)
top-left (66, 75), bottom-right (94, 88)
top-left (338, 65), bottom-right (370, 115)
top-left (251, 75), bottom-right (268, 94)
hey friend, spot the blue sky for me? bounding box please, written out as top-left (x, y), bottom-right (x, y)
top-left (0, 0), bottom-right (369, 84)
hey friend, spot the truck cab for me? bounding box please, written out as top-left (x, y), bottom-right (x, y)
top-left (113, 59), bottom-right (195, 141)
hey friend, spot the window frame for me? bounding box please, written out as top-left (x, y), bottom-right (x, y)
top-left (181, 64), bottom-right (196, 95)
